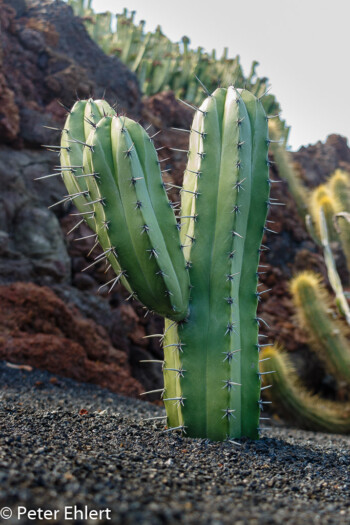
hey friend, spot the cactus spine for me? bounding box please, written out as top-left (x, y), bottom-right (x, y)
top-left (58, 87), bottom-right (270, 441)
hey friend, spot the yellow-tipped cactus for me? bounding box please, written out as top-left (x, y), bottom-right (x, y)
top-left (309, 185), bottom-right (338, 243)
top-left (260, 346), bottom-right (350, 433)
top-left (329, 169), bottom-right (350, 273)
top-left (290, 271), bottom-right (350, 386)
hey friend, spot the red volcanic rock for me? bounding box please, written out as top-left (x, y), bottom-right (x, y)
top-left (0, 282), bottom-right (143, 397)
top-left (0, 73), bottom-right (20, 142)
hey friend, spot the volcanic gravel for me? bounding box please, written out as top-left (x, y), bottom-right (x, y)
top-left (0, 362), bottom-right (349, 525)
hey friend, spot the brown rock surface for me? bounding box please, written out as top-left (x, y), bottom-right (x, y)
top-left (0, 0), bottom-right (141, 146)
top-left (0, 282), bottom-right (143, 396)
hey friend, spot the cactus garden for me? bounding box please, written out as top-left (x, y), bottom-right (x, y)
top-left (1, 0), bottom-right (350, 523)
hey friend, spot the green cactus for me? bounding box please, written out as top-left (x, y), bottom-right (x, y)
top-left (290, 271), bottom-right (350, 386)
top-left (162, 87), bottom-right (271, 440)
top-left (260, 346), bottom-right (350, 434)
top-left (56, 87), bottom-right (271, 440)
top-left (329, 169), bottom-right (350, 274)
top-left (61, 99), bottom-right (189, 321)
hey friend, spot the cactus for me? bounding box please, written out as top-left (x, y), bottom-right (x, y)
top-left (290, 271), bottom-right (350, 386)
top-left (267, 119), bottom-right (308, 219)
top-left (260, 346), bottom-right (350, 433)
top-left (67, 1), bottom-right (287, 137)
top-left (309, 185), bottom-right (338, 243)
top-left (55, 87), bottom-right (271, 440)
top-left (60, 98), bottom-right (189, 321)
top-left (329, 169), bottom-right (350, 273)
top-left (162, 87), bottom-right (271, 440)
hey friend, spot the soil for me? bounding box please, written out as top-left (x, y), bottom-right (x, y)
top-left (1, 363), bottom-right (350, 525)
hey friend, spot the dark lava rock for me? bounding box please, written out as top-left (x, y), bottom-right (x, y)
top-left (293, 134), bottom-right (350, 187)
top-left (0, 0), bottom-right (142, 146)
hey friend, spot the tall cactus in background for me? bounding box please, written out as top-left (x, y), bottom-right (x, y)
top-left (55, 87), bottom-right (271, 440)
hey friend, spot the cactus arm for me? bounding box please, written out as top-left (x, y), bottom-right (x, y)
top-left (60, 100), bottom-right (117, 230)
top-left (83, 116), bottom-right (189, 320)
top-left (260, 346), bottom-right (350, 434)
top-left (124, 118), bottom-right (190, 310)
top-left (60, 101), bottom-right (96, 230)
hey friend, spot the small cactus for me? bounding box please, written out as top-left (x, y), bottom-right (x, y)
top-left (54, 87), bottom-right (272, 440)
top-left (260, 346), bottom-right (350, 434)
top-left (290, 271), bottom-right (350, 387)
top-left (329, 169), bottom-right (350, 274)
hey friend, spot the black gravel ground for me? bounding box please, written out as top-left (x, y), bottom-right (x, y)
top-left (1, 361), bottom-right (349, 525)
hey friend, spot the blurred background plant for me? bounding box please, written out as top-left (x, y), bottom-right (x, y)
top-left (67, 0), bottom-right (289, 138)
